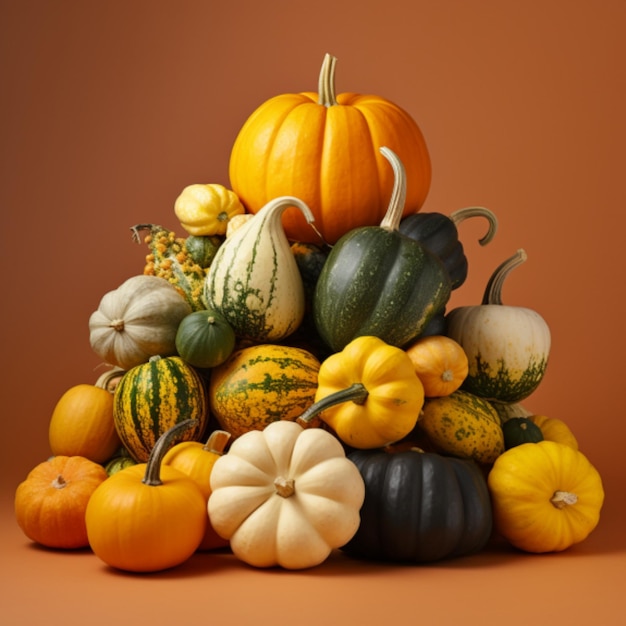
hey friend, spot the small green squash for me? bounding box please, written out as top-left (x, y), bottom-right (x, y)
top-left (113, 356), bottom-right (208, 462)
top-left (313, 147), bottom-right (451, 352)
top-left (175, 309), bottom-right (236, 369)
top-left (502, 417), bottom-right (544, 449)
top-left (446, 249), bottom-right (551, 403)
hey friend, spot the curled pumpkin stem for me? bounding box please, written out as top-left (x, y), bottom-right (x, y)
top-left (297, 382), bottom-right (369, 428)
top-left (142, 419), bottom-right (198, 487)
top-left (449, 206), bottom-right (499, 246)
top-left (378, 147), bottom-right (407, 232)
top-left (482, 248), bottom-right (527, 305)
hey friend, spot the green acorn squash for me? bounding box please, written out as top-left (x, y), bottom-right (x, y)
top-left (313, 147), bottom-right (451, 352)
top-left (398, 206), bottom-right (498, 290)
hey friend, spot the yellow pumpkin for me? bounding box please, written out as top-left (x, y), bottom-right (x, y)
top-left (529, 414), bottom-right (579, 450)
top-left (174, 183), bottom-right (245, 237)
top-left (162, 429), bottom-right (231, 550)
top-left (298, 335), bottom-right (424, 449)
top-left (228, 53), bottom-right (431, 244)
top-left (405, 335), bottom-right (468, 397)
top-left (488, 441), bottom-right (604, 553)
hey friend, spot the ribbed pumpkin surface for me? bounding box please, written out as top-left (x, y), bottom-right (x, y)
top-left (209, 344), bottom-right (321, 439)
top-left (113, 356), bottom-right (208, 462)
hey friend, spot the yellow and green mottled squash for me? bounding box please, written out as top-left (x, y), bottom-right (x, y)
top-left (209, 344), bottom-right (321, 439)
top-left (418, 389), bottom-right (504, 464)
top-left (113, 356), bottom-right (208, 462)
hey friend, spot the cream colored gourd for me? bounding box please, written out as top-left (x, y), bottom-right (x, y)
top-left (89, 275), bottom-right (191, 370)
top-left (208, 420), bottom-right (365, 570)
top-left (203, 196), bottom-right (320, 341)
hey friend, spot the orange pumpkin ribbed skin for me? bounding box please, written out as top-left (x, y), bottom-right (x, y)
top-left (228, 55), bottom-right (431, 244)
top-left (14, 456), bottom-right (108, 549)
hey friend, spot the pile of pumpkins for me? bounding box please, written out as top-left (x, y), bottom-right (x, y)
top-left (15, 54), bottom-right (604, 573)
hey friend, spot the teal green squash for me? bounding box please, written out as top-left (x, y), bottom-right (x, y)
top-left (175, 309), bottom-right (236, 369)
top-left (502, 417), bottom-right (544, 449)
top-left (313, 147), bottom-right (451, 352)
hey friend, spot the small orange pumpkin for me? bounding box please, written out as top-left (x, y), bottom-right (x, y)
top-left (405, 335), bottom-right (468, 397)
top-left (228, 53), bottom-right (431, 244)
top-left (14, 455), bottom-right (108, 549)
top-left (529, 414), bottom-right (579, 450)
top-left (48, 381), bottom-right (121, 464)
top-left (162, 429), bottom-right (232, 550)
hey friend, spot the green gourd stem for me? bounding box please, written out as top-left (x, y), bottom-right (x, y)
top-left (297, 382), bottom-right (369, 426)
top-left (262, 195), bottom-right (326, 244)
top-left (379, 147), bottom-right (407, 232)
top-left (449, 206), bottom-right (499, 246)
top-left (482, 248), bottom-right (527, 305)
top-left (318, 53), bottom-right (338, 107)
top-left (202, 429), bottom-right (231, 454)
top-left (142, 419), bottom-right (198, 487)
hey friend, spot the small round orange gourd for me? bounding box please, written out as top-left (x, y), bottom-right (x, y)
top-left (48, 381), bottom-right (121, 464)
top-left (228, 53), bottom-right (431, 244)
top-left (15, 455), bottom-right (108, 549)
top-left (405, 335), bottom-right (469, 397)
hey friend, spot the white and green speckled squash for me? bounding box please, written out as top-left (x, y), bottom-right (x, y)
top-left (446, 249), bottom-right (551, 403)
top-left (203, 196), bottom-right (320, 342)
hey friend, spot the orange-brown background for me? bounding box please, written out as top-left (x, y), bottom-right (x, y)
top-left (1, 1), bottom-right (624, 624)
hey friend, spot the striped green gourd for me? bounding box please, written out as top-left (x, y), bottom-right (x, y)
top-left (203, 196), bottom-right (322, 342)
top-left (113, 356), bottom-right (208, 462)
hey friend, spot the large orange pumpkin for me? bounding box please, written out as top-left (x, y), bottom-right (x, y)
top-left (228, 53), bottom-right (431, 244)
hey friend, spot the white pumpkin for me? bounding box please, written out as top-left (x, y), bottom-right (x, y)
top-left (208, 420), bottom-right (365, 569)
top-left (446, 249), bottom-right (551, 403)
top-left (89, 275), bottom-right (191, 370)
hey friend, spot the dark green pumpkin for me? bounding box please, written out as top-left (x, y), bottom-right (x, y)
top-left (175, 308), bottom-right (236, 369)
top-left (343, 448), bottom-right (493, 562)
top-left (398, 207), bottom-right (498, 290)
top-left (313, 147), bottom-right (451, 352)
top-left (502, 416), bottom-right (544, 449)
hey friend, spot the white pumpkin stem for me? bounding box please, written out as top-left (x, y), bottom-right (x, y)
top-left (379, 147), bottom-right (407, 232)
top-left (318, 53), bottom-right (338, 107)
top-left (450, 206), bottom-right (499, 246)
top-left (274, 476), bottom-right (295, 498)
top-left (482, 248), bottom-right (527, 305)
top-left (551, 490), bottom-right (578, 509)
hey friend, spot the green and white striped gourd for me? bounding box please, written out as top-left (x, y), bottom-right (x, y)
top-left (203, 196), bottom-right (320, 342)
